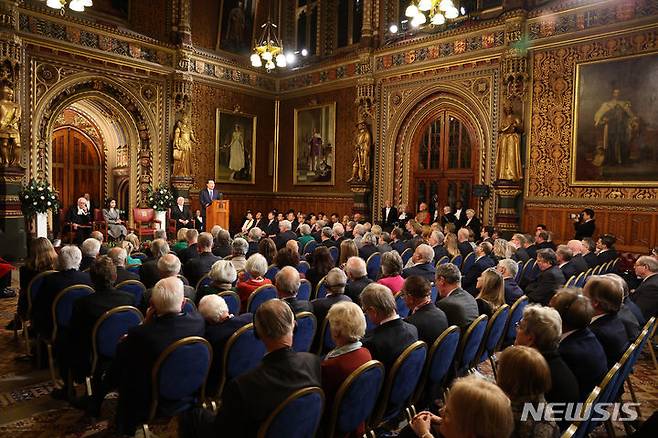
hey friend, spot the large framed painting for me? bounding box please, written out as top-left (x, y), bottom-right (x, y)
top-left (218, 0), bottom-right (257, 55)
top-left (571, 53), bottom-right (658, 186)
top-left (293, 103), bottom-right (336, 185)
top-left (215, 109), bottom-right (256, 184)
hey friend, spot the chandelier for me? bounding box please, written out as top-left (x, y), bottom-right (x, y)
top-left (46, 0), bottom-right (93, 13)
top-left (404, 0), bottom-right (462, 27)
top-left (250, 21), bottom-right (287, 73)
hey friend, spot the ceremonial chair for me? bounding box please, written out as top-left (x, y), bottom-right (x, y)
top-left (216, 323), bottom-right (267, 398)
top-left (218, 291), bottom-right (240, 316)
top-left (502, 295), bottom-right (528, 347)
top-left (453, 314), bottom-right (488, 376)
top-left (247, 285), bottom-right (278, 314)
top-left (92, 209), bottom-right (108, 240)
top-left (297, 278), bottom-right (312, 301)
top-left (257, 387), bottom-right (324, 438)
top-left (16, 270), bottom-right (57, 356)
top-left (132, 208), bottom-right (160, 240)
top-left (292, 312), bottom-right (317, 353)
top-left (115, 279), bottom-right (147, 307)
top-left (476, 304), bottom-right (510, 377)
top-left (461, 252), bottom-right (475, 273)
top-left (394, 291), bottom-right (410, 318)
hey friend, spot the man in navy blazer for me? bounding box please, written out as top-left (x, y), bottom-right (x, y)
top-left (525, 249), bottom-right (565, 305)
top-left (402, 244), bottom-right (436, 283)
top-left (582, 238), bottom-right (599, 269)
top-left (497, 258), bottom-right (524, 305)
top-left (583, 276), bottom-right (629, 368)
top-left (567, 240), bottom-right (590, 275)
top-left (630, 256), bottom-right (658, 321)
top-left (275, 266), bottom-right (313, 314)
top-left (596, 234), bottom-right (618, 265)
top-left (311, 268), bottom-right (352, 330)
top-left (551, 289), bottom-right (607, 401)
top-left (556, 245), bottom-right (579, 281)
top-left (462, 242), bottom-right (496, 296)
top-left (457, 228), bottom-right (473, 258)
top-left (199, 179), bottom-right (222, 220)
top-left (184, 232), bottom-right (221, 289)
top-left (403, 276), bottom-right (448, 346)
top-left (435, 264), bottom-right (478, 329)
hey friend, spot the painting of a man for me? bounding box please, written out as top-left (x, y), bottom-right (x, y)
top-left (220, 0), bottom-right (254, 54)
top-left (593, 88), bottom-right (638, 166)
top-left (294, 103), bottom-right (336, 185)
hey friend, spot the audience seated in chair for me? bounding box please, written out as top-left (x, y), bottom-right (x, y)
top-left (79, 238), bottom-right (100, 271)
top-left (524, 249), bottom-right (565, 306)
top-left (497, 259), bottom-right (524, 306)
top-left (229, 238), bottom-right (248, 272)
top-left (66, 197), bottom-right (93, 244)
top-left (107, 247), bottom-right (139, 285)
top-left (195, 260), bottom-right (237, 307)
top-left (602, 273), bottom-right (641, 343)
top-left (139, 239), bottom-right (169, 289)
top-left (236, 254), bottom-right (271, 312)
top-left (13, 237), bottom-right (58, 324)
top-left (630, 255), bottom-right (658, 322)
top-left (596, 234), bottom-right (618, 265)
top-left (566, 240), bottom-right (589, 275)
top-left (358, 232), bottom-right (378, 260)
top-left (402, 276), bottom-right (448, 346)
top-left (142, 253), bottom-right (196, 308)
top-left (510, 234), bottom-right (530, 263)
top-left (171, 228), bottom-right (189, 253)
top-left (581, 237), bottom-right (598, 269)
top-left (245, 227), bottom-right (262, 258)
top-left (275, 266), bottom-right (312, 314)
top-left (305, 246), bottom-right (334, 293)
top-left (402, 244), bottom-right (437, 284)
top-left (456, 228), bottom-right (473, 259)
top-left (462, 242), bottom-right (496, 296)
top-left (344, 256), bottom-right (373, 304)
top-left (474, 267), bottom-right (505, 318)
top-left (275, 220), bottom-right (297, 250)
top-left (184, 232), bottom-right (220, 290)
top-left (556, 245), bottom-right (579, 281)
top-left (178, 229), bottom-right (200, 266)
top-left (434, 263), bottom-right (478, 329)
top-left (311, 267), bottom-right (352, 330)
top-left (377, 251), bottom-right (405, 294)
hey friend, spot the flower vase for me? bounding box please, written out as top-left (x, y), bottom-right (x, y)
top-left (155, 210), bottom-right (167, 230)
top-left (36, 212), bottom-right (48, 238)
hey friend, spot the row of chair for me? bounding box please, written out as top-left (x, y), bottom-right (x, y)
top-left (564, 258), bottom-right (620, 289)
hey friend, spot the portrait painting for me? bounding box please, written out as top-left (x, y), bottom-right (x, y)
top-left (218, 0), bottom-right (257, 55)
top-left (215, 109), bottom-right (256, 184)
top-left (571, 54), bottom-right (658, 186)
top-left (294, 103), bottom-right (336, 185)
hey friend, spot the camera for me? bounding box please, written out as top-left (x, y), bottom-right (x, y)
top-left (569, 213), bottom-right (578, 220)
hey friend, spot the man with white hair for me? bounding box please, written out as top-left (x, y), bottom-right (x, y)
top-left (230, 237), bottom-right (249, 272)
top-left (65, 196), bottom-right (92, 243)
top-left (631, 255), bottom-right (658, 321)
top-left (457, 227), bottom-right (473, 258)
top-left (275, 219), bottom-right (297, 250)
top-left (344, 256), bottom-right (373, 304)
top-left (320, 226), bottom-right (338, 248)
top-left (352, 223), bottom-right (365, 248)
top-left (108, 246), bottom-right (139, 284)
top-left (184, 232), bottom-right (220, 289)
top-left (32, 245), bottom-right (91, 339)
top-left (172, 196), bottom-right (193, 230)
top-left (142, 253), bottom-right (196, 308)
top-left (275, 266), bottom-right (312, 314)
top-left (140, 238), bottom-right (170, 289)
top-left (428, 230), bottom-right (448, 264)
top-left (199, 295), bottom-right (253, 395)
top-left (556, 244), bottom-right (579, 280)
top-left (332, 222), bottom-right (346, 245)
top-left (566, 239), bottom-right (589, 274)
top-left (79, 237), bottom-right (101, 271)
top-left (90, 230), bottom-right (108, 255)
top-left (246, 227), bottom-right (262, 257)
top-left (401, 243), bottom-right (436, 283)
top-left (358, 232), bottom-right (379, 260)
top-left (311, 267), bottom-right (352, 329)
top-left (497, 258), bottom-right (524, 305)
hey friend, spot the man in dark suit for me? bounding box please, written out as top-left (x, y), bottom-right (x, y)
top-left (320, 226), bottom-right (339, 249)
top-left (582, 238), bottom-right (599, 269)
top-left (511, 234), bottom-right (530, 263)
top-left (462, 242), bottom-right (496, 296)
top-left (198, 294), bottom-right (253, 396)
top-left (358, 232), bottom-right (379, 260)
top-left (344, 257), bottom-right (373, 304)
top-left (275, 220), bottom-right (297, 250)
top-left (567, 240), bottom-right (590, 275)
top-left (584, 276), bottom-right (629, 368)
top-left (252, 212), bottom-right (266, 233)
top-left (402, 244), bottom-right (437, 283)
top-left (497, 258), bottom-right (524, 305)
top-left (435, 264), bottom-right (478, 329)
top-left (381, 200), bottom-right (399, 230)
top-left (390, 227), bottom-right (407, 254)
top-left (139, 239), bottom-right (170, 289)
top-left (535, 230), bottom-right (556, 251)
top-left (66, 197), bottom-right (93, 244)
top-left (275, 266), bottom-right (313, 314)
top-left (462, 209), bottom-right (481, 239)
top-left (524, 234), bottom-right (538, 260)
top-left (439, 206), bottom-right (457, 228)
top-left (428, 230), bottom-right (449, 264)
top-left (596, 234), bottom-right (618, 265)
top-left (573, 208), bottom-right (596, 240)
top-left (551, 289), bottom-right (607, 401)
top-left (32, 245), bottom-right (92, 340)
top-left (180, 299), bottom-right (321, 437)
top-left (97, 277), bottom-right (204, 435)
top-left (452, 201), bottom-right (467, 229)
top-left (184, 232), bottom-right (221, 289)
top-left (311, 268), bottom-right (352, 330)
top-left (264, 210), bottom-right (279, 237)
top-left (79, 237), bottom-right (101, 271)
top-left (178, 228), bottom-right (200, 265)
top-left (199, 179), bottom-right (222, 223)
top-left (246, 227), bottom-right (261, 258)
top-left (172, 196), bottom-right (193, 230)
top-left (525, 249), bottom-right (566, 306)
top-left (361, 283), bottom-right (418, 371)
top-left (480, 226), bottom-right (495, 245)
top-left (556, 245), bottom-right (579, 281)
top-left (630, 256), bottom-right (658, 321)
top-left (108, 247), bottom-right (139, 285)
top-left (403, 276), bottom-right (448, 345)
top-left (457, 228), bottom-right (473, 259)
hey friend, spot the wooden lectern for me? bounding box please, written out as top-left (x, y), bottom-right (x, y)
top-left (206, 200), bottom-right (230, 230)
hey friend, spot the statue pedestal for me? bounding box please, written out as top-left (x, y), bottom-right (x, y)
top-left (0, 166), bottom-right (27, 260)
top-left (493, 180), bottom-right (523, 237)
top-left (350, 181), bottom-right (371, 220)
top-left (171, 175), bottom-right (194, 201)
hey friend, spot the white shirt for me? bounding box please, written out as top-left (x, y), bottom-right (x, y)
top-left (77, 207), bottom-right (88, 215)
top-left (560, 329), bottom-right (577, 342)
top-left (385, 207), bottom-right (391, 219)
top-left (208, 189), bottom-right (213, 198)
top-left (455, 208), bottom-right (462, 218)
top-left (380, 314), bottom-right (400, 325)
top-left (178, 205), bottom-right (184, 212)
top-left (591, 314), bottom-right (607, 324)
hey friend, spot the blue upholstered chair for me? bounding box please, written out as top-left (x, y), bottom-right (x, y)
top-left (326, 361), bottom-right (385, 438)
top-left (366, 253), bottom-right (382, 281)
top-left (476, 304), bottom-right (510, 376)
top-left (177, 274), bottom-right (190, 285)
top-left (434, 256), bottom-right (449, 268)
top-left (394, 291), bottom-right (409, 318)
top-left (430, 284), bottom-right (438, 303)
top-left (18, 270), bottom-right (57, 356)
top-left (126, 264), bottom-right (141, 274)
top-left (143, 337), bottom-right (212, 436)
top-left (131, 252), bottom-right (148, 261)
top-left (86, 306), bottom-right (143, 395)
top-left (115, 279), bottom-right (147, 307)
top-left (514, 261), bottom-right (524, 283)
top-left (315, 277), bottom-right (328, 300)
top-left (292, 312), bottom-right (317, 353)
top-left (565, 273), bottom-right (581, 288)
top-left (400, 248), bottom-right (413, 266)
top-left (460, 252), bottom-right (475, 273)
top-left (412, 326), bottom-right (460, 408)
top-left (297, 260), bottom-right (310, 275)
top-left (454, 314), bottom-right (488, 376)
top-left (183, 298), bottom-right (196, 314)
top-left (303, 240), bottom-right (318, 256)
top-left (502, 295), bottom-right (528, 347)
top-left (195, 274), bottom-right (212, 292)
top-left (216, 323), bottom-right (267, 397)
top-left (329, 246), bottom-right (339, 265)
top-left (521, 258), bottom-right (537, 283)
top-left (257, 387), bottom-right (324, 438)
top-left (217, 291), bottom-right (240, 315)
top-left (370, 341), bottom-right (427, 428)
top-left (449, 254), bottom-right (462, 269)
top-left (264, 265), bottom-right (280, 282)
top-left (297, 279), bottom-right (312, 301)
top-left (316, 319), bottom-right (336, 355)
top-left (247, 285), bottom-right (278, 314)
top-left (575, 273), bottom-right (589, 288)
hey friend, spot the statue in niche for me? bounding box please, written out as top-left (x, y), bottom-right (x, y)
top-left (172, 112), bottom-right (196, 176)
top-left (495, 98), bottom-right (523, 181)
top-left (348, 119), bottom-right (372, 183)
top-left (0, 81), bottom-right (22, 168)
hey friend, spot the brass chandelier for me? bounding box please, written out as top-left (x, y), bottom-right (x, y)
top-left (46, 0), bottom-right (93, 13)
top-left (405, 0), bottom-right (462, 27)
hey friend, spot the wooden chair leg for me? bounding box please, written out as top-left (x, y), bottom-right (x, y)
top-left (489, 355), bottom-right (498, 380)
top-left (626, 377), bottom-right (641, 421)
top-left (46, 342), bottom-right (59, 388)
top-left (647, 338), bottom-right (658, 372)
top-left (22, 321), bottom-right (31, 356)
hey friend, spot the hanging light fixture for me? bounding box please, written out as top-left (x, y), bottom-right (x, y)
top-left (403, 0), bottom-right (464, 29)
top-left (251, 20), bottom-right (287, 72)
top-left (46, 0), bottom-right (93, 13)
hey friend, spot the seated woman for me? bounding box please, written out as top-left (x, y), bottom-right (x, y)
top-left (196, 260), bottom-right (237, 306)
top-left (258, 237), bottom-right (277, 266)
top-left (321, 301), bottom-right (372, 429)
top-left (236, 254), bottom-right (271, 313)
top-left (497, 346), bottom-right (560, 438)
top-left (377, 251), bottom-right (404, 294)
top-left (305, 246), bottom-right (334, 293)
top-left (338, 239), bottom-right (358, 269)
top-left (102, 198), bottom-right (127, 241)
top-left (240, 210), bottom-right (254, 235)
top-left (444, 233), bottom-right (460, 259)
top-left (297, 224), bottom-right (315, 252)
top-left (492, 238), bottom-right (511, 263)
top-left (274, 247), bottom-right (299, 270)
top-left (171, 227), bottom-right (189, 253)
top-left (475, 268), bottom-right (505, 317)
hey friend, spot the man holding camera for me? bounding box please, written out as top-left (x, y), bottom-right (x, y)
top-left (573, 208), bottom-right (596, 240)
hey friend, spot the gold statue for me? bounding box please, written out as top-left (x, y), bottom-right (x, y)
top-left (348, 120), bottom-right (371, 183)
top-left (495, 99), bottom-right (523, 181)
top-left (0, 82), bottom-right (22, 168)
top-left (172, 113), bottom-right (196, 176)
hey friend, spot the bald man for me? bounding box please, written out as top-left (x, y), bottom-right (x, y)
top-left (65, 196), bottom-right (92, 243)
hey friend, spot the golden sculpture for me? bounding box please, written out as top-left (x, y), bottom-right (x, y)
top-left (172, 113), bottom-right (196, 176)
top-left (348, 120), bottom-right (371, 183)
top-left (495, 99), bottom-right (523, 181)
top-left (0, 82), bottom-right (22, 168)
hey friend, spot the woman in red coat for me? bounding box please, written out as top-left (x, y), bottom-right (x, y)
top-left (236, 253), bottom-right (271, 312)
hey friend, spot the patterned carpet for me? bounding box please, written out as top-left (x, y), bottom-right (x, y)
top-left (0, 270), bottom-right (656, 437)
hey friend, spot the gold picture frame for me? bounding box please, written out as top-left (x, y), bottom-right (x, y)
top-left (293, 102), bottom-right (336, 185)
top-left (215, 109), bottom-right (257, 184)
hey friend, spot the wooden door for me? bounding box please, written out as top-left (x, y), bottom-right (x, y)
top-left (52, 127), bottom-right (103, 212)
top-left (411, 110), bottom-right (478, 216)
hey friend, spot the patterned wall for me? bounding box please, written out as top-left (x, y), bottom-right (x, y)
top-left (191, 0), bottom-right (220, 50)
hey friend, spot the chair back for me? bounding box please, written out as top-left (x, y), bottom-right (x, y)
top-left (115, 279), bottom-right (147, 306)
top-left (303, 240), bottom-right (318, 256)
top-left (183, 298), bottom-right (196, 313)
top-left (93, 208), bottom-right (104, 222)
top-left (148, 336), bottom-right (212, 421)
top-left (413, 326), bottom-right (460, 405)
top-left (454, 314), bottom-right (488, 375)
top-left (449, 254), bottom-right (462, 268)
top-left (366, 253), bottom-right (382, 280)
top-left (315, 276), bottom-right (328, 300)
top-left (329, 246), bottom-right (339, 265)
top-left (247, 285), bottom-right (278, 314)
top-left (26, 270), bottom-right (57, 315)
top-left (292, 312), bottom-right (317, 353)
top-left (503, 295), bottom-right (528, 345)
top-left (177, 274), bottom-right (190, 285)
top-left (316, 318), bottom-right (336, 355)
top-left (133, 208), bottom-right (155, 224)
top-left (394, 291), bottom-right (410, 318)
top-left (521, 258), bottom-right (536, 281)
top-left (461, 252), bottom-right (475, 273)
top-left (195, 274), bottom-right (212, 291)
top-left (297, 279), bottom-right (312, 301)
top-left (297, 260), bottom-right (310, 275)
top-left (264, 265), bottom-right (280, 282)
top-left (52, 284), bottom-right (95, 340)
top-left (400, 248), bottom-right (413, 265)
top-left (218, 290), bottom-right (240, 315)
top-left (131, 252), bottom-right (148, 261)
top-left (514, 260), bottom-right (524, 282)
top-left (257, 387), bottom-right (324, 438)
top-left (477, 304), bottom-right (510, 364)
top-left (218, 323), bottom-right (267, 396)
top-left (430, 284), bottom-right (438, 303)
top-left (327, 361), bottom-right (385, 438)
top-left (372, 341), bottom-right (427, 425)
top-left (126, 264), bottom-right (141, 274)
top-left (566, 272), bottom-right (581, 288)
top-left (435, 256), bottom-right (448, 268)
top-left (91, 306), bottom-right (143, 373)
top-left (575, 273), bottom-right (588, 288)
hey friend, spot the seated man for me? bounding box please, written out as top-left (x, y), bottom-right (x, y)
top-left (566, 240), bottom-right (589, 275)
top-left (139, 238), bottom-right (170, 289)
top-left (79, 238), bottom-right (101, 271)
top-left (435, 263), bottom-right (478, 329)
top-left (596, 234), bottom-right (618, 265)
top-left (32, 245), bottom-right (92, 340)
top-left (320, 226), bottom-right (338, 249)
top-left (275, 220), bottom-right (297, 250)
top-left (275, 266), bottom-right (312, 314)
top-left (510, 234), bottom-right (530, 263)
top-left (100, 277), bottom-right (204, 435)
top-left (142, 253), bottom-right (195, 309)
top-left (361, 283), bottom-right (418, 371)
top-left (630, 256), bottom-right (658, 321)
top-left (390, 227), bottom-right (407, 254)
top-left (172, 196), bottom-right (193, 231)
top-left (457, 228), bottom-right (473, 258)
top-left (178, 229), bottom-right (200, 265)
top-left (358, 232), bottom-right (378, 260)
top-left (246, 227), bottom-right (262, 258)
top-left (556, 245), bottom-right (579, 281)
top-left (107, 247), bottom-right (139, 285)
top-left (462, 241), bottom-right (496, 296)
top-left (496, 258), bottom-right (524, 305)
top-left (66, 197), bottom-right (92, 244)
top-left (525, 249), bottom-right (565, 306)
top-left (344, 256), bottom-right (373, 304)
top-left (581, 238), bottom-right (599, 269)
top-left (402, 244), bottom-right (436, 283)
top-left (90, 230), bottom-right (108, 255)
top-left (311, 267), bottom-right (352, 330)
top-left (428, 230), bottom-right (448, 264)
top-left (184, 232), bottom-right (220, 289)
top-left (199, 294), bottom-right (252, 396)
top-left (181, 299), bottom-right (321, 437)
top-left (403, 276), bottom-right (448, 346)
